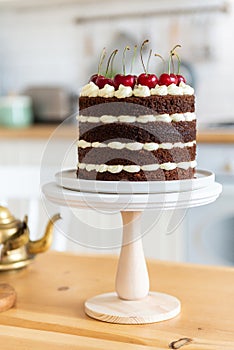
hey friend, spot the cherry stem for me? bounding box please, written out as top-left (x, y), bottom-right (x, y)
top-left (171, 53), bottom-right (175, 74)
top-left (174, 52), bottom-right (181, 74)
top-left (168, 55), bottom-right (171, 75)
top-left (110, 49), bottom-right (118, 77)
top-left (140, 39), bottom-right (149, 75)
top-left (130, 45), bottom-right (137, 74)
top-left (98, 48), bottom-right (106, 76)
top-left (146, 49), bottom-right (152, 74)
top-left (155, 53), bottom-right (165, 71)
top-left (122, 46), bottom-right (130, 75)
top-left (170, 44), bottom-right (182, 54)
top-left (105, 49), bottom-right (118, 76)
top-left (169, 44), bottom-right (181, 75)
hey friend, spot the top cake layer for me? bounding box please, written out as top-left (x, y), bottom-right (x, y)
top-left (79, 82), bottom-right (195, 116)
top-left (79, 81), bottom-right (195, 116)
top-left (79, 94), bottom-right (195, 116)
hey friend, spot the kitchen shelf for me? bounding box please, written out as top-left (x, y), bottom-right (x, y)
top-left (0, 0), bottom-right (228, 17)
top-left (0, 124), bottom-right (77, 140)
top-left (0, 124), bottom-right (234, 143)
top-left (197, 130), bottom-right (234, 144)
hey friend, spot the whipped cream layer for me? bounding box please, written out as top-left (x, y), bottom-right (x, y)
top-left (78, 140), bottom-right (196, 151)
top-left (77, 112), bottom-right (196, 124)
top-left (78, 160), bottom-right (197, 174)
top-left (80, 81), bottom-right (194, 98)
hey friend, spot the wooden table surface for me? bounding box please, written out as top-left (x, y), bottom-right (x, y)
top-left (0, 251), bottom-right (233, 350)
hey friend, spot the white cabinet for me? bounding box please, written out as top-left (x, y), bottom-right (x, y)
top-left (3, 136), bottom-right (232, 265)
top-left (0, 137), bottom-right (75, 250)
top-left (186, 143), bottom-right (234, 266)
top-left (197, 143), bottom-right (234, 177)
top-left (0, 135), bottom-right (185, 261)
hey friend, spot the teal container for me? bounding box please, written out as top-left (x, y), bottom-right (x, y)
top-left (0, 96), bottom-right (33, 128)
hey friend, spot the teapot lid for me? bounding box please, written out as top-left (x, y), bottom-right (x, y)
top-left (0, 206), bottom-right (22, 231)
top-left (0, 206), bottom-right (16, 224)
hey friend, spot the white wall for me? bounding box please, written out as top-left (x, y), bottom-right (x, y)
top-left (1, 2), bottom-right (232, 262)
top-left (0, 2), bottom-right (234, 122)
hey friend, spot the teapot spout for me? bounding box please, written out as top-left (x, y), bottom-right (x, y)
top-left (27, 213), bottom-right (61, 255)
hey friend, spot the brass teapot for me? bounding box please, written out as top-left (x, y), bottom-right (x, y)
top-left (0, 206), bottom-right (61, 271)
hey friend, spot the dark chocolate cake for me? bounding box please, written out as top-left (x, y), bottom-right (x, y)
top-left (77, 46), bottom-right (196, 181)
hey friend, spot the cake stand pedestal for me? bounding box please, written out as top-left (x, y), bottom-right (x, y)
top-left (43, 170), bottom-right (222, 324)
top-left (85, 210), bottom-right (181, 324)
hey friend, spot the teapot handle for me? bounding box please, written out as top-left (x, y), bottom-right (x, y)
top-left (2, 224), bottom-right (30, 256)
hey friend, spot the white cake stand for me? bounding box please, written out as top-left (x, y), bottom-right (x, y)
top-left (42, 170), bottom-right (222, 324)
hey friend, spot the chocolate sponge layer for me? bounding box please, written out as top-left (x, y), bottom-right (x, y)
top-left (79, 95), bottom-right (195, 116)
top-left (78, 145), bottom-right (196, 165)
top-left (79, 121), bottom-right (196, 144)
top-left (77, 168), bottom-right (195, 181)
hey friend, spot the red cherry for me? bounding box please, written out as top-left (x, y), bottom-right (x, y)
top-left (169, 73), bottom-right (178, 85)
top-left (137, 73), bottom-right (158, 88)
top-left (95, 75), bottom-right (116, 89)
top-left (114, 74), bottom-right (137, 88)
top-left (158, 73), bottom-right (171, 86)
top-left (158, 73), bottom-right (179, 86)
top-left (176, 74), bottom-right (186, 85)
top-left (90, 74), bottom-right (99, 84)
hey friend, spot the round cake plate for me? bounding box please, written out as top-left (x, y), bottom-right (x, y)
top-left (55, 169), bottom-right (214, 194)
top-left (44, 180), bottom-right (221, 212)
top-left (43, 172), bottom-right (222, 324)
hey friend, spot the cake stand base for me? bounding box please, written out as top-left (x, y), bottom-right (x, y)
top-left (85, 291), bottom-right (180, 324)
top-left (43, 171), bottom-right (222, 325)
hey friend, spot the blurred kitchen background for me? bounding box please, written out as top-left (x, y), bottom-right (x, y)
top-left (0, 0), bottom-right (234, 266)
